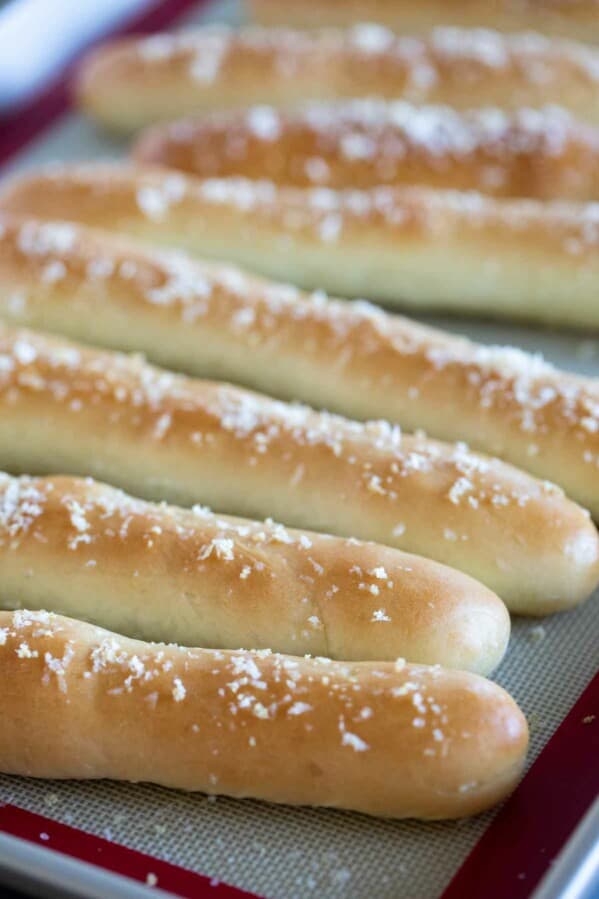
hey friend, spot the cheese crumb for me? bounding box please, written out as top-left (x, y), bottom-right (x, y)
top-left (287, 702), bottom-right (313, 716)
top-left (448, 477), bottom-right (472, 505)
top-left (172, 678), bottom-right (186, 702)
top-left (528, 625), bottom-right (546, 643)
top-left (16, 642), bottom-right (38, 659)
top-left (199, 537), bottom-right (235, 561)
top-left (341, 732), bottom-right (369, 752)
top-left (246, 106), bottom-right (282, 141)
top-left (367, 474), bottom-right (386, 494)
top-left (372, 609), bottom-right (391, 622)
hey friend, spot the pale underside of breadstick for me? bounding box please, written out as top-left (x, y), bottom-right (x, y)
top-left (0, 610), bottom-right (529, 819)
top-left (2, 165), bottom-right (599, 330)
top-left (133, 102), bottom-right (599, 202)
top-left (0, 473), bottom-right (510, 672)
top-left (0, 324), bottom-right (595, 613)
top-left (0, 215), bottom-right (598, 521)
top-left (75, 25), bottom-right (599, 132)
top-left (249, 0), bottom-right (599, 45)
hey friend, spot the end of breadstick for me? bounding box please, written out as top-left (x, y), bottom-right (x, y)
top-left (419, 672), bottom-right (528, 819)
top-left (318, 540), bottom-right (511, 674)
top-left (426, 451), bottom-right (599, 615)
top-left (509, 485), bottom-right (599, 615)
top-left (75, 40), bottom-right (147, 133)
top-left (0, 611), bottom-right (527, 819)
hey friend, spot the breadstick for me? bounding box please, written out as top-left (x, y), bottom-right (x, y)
top-left (0, 610), bottom-right (529, 819)
top-left (0, 473), bottom-right (510, 672)
top-left (75, 25), bottom-right (599, 132)
top-left (0, 324), bottom-right (595, 614)
top-left (3, 164), bottom-right (599, 329)
top-left (1, 215), bottom-right (598, 519)
top-left (133, 102), bottom-right (599, 201)
top-left (250, 0), bottom-right (599, 45)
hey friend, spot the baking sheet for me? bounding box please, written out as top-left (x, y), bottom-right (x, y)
top-left (0, 1), bottom-right (598, 897)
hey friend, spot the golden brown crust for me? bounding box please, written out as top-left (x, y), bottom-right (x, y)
top-left (0, 214), bottom-right (598, 522)
top-left (75, 25), bottom-right (599, 132)
top-left (250, 0), bottom-right (599, 44)
top-left (0, 610), bottom-right (529, 819)
top-left (133, 102), bottom-right (599, 201)
top-left (0, 322), bottom-right (595, 613)
top-left (2, 165), bottom-right (599, 330)
top-left (0, 472), bottom-right (510, 672)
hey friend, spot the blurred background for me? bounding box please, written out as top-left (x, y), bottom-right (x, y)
top-left (0, 0), bottom-right (223, 114)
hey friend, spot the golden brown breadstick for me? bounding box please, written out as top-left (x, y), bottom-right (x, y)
top-left (3, 164), bottom-right (599, 329)
top-left (0, 215), bottom-right (598, 519)
top-left (75, 25), bottom-right (599, 132)
top-left (0, 610), bottom-right (529, 819)
top-left (133, 102), bottom-right (599, 201)
top-left (250, 0), bottom-right (599, 45)
top-left (0, 473), bottom-right (510, 672)
top-left (0, 323), bottom-right (595, 614)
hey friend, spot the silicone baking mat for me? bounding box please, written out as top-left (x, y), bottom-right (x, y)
top-left (0, 2), bottom-right (597, 897)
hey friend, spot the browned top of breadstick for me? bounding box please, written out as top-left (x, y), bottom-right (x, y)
top-left (133, 102), bottom-right (599, 201)
top-left (75, 25), bottom-right (599, 130)
top-left (250, 0), bottom-right (599, 44)
top-left (0, 609), bottom-right (529, 818)
top-left (2, 163), bottom-right (599, 258)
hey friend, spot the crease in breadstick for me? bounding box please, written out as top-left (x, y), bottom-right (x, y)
top-left (0, 322), bottom-right (595, 613)
top-left (0, 213), bottom-right (598, 519)
top-left (0, 471), bottom-right (511, 673)
top-left (0, 609), bottom-right (529, 819)
top-left (74, 24), bottom-right (599, 131)
top-left (133, 101), bottom-right (599, 202)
